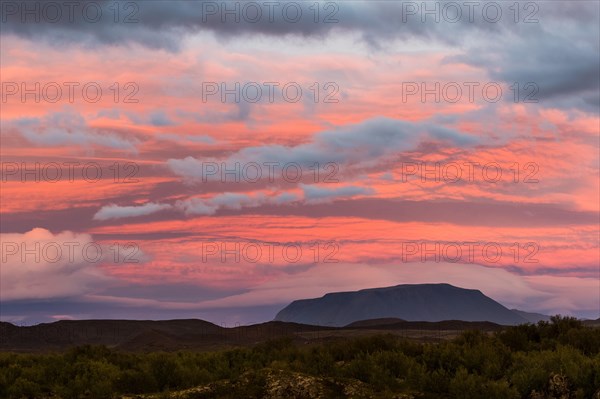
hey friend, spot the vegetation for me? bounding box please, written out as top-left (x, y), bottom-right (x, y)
top-left (1, 316), bottom-right (599, 398)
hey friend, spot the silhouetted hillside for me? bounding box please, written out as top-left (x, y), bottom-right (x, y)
top-left (511, 309), bottom-right (551, 323)
top-left (0, 318), bottom-right (503, 352)
top-left (0, 319), bottom-right (224, 352)
top-left (275, 283), bottom-right (529, 326)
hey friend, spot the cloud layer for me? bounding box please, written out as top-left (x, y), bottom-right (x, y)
top-left (1, 1), bottom-right (598, 324)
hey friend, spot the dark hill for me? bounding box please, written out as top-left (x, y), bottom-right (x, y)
top-left (346, 318), bottom-right (406, 327)
top-left (0, 319), bottom-right (224, 351)
top-left (274, 283), bottom-right (528, 326)
top-left (511, 309), bottom-right (551, 323)
top-left (0, 319), bottom-right (334, 352)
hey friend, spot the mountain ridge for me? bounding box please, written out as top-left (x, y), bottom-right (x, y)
top-left (0, 318), bottom-right (505, 352)
top-left (274, 283), bottom-right (529, 326)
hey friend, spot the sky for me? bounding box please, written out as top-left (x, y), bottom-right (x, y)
top-left (0, 0), bottom-right (599, 325)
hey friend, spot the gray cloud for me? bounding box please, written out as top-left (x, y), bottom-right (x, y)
top-left (3, 1), bottom-right (596, 50)
top-left (174, 184), bottom-right (371, 216)
top-left (168, 116), bottom-right (481, 180)
top-left (450, 26), bottom-right (600, 110)
top-left (4, 2), bottom-right (597, 112)
top-left (0, 229), bottom-right (114, 301)
top-left (301, 183), bottom-right (374, 204)
top-left (93, 202), bottom-right (172, 221)
top-left (9, 109), bottom-right (139, 151)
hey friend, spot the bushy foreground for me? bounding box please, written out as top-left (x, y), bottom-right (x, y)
top-left (1, 316), bottom-right (599, 399)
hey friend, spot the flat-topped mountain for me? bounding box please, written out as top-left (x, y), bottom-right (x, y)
top-left (274, 283), bottom-right (529, 326)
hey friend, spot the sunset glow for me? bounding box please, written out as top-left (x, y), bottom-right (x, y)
top-left (1, 0), bottom-right (598, 325)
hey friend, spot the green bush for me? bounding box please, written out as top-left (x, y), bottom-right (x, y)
top-left (0, 316), bottom-right (598, 398)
